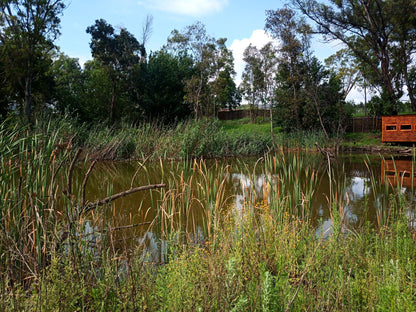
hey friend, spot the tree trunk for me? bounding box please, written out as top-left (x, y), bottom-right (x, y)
top-left (110, 80), bottom-right (116, 123)
top-left (24, 76), bottom-right (32, 124)
top-left (269, 105), bottom-right (274, 141)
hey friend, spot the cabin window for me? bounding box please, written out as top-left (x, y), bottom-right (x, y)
top-left (400, 124), bottom-right (412, 130)
top-left (386, 125), bottom-right (396, 131)
top-left (385, 171), bottom-right (395, 176)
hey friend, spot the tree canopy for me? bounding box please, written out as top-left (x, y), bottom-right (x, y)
top-left (292, 0), bottom-right (416, 115)
top-left (0, 0), bottom-right (65, 122)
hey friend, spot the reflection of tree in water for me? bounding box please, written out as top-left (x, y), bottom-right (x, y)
top-left (79, 155), bottom-right (416, 252)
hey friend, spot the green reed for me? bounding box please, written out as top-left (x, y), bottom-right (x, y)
top-left (261, 152), bottom-right (318, 222)
top-left (0, 119), bottom-right (72, 285)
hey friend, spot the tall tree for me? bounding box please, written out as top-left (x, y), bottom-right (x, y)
top-left (86, 19), bottom-right (143, 123)
top-left (259, 42), bottom-right (278, 139)
top-left (240, 44), bottom-right (265, 123)
top-left (166, 22), bottom-right (236, 118)
top-left (292, 0), bottom-right (416, 114)
top-left (51, 53), bottom-right (85, 118)
top-left (208, 37), bottom-right (240, 115)
top-left (265, 8), bottom-right (311, 129)
top-left (133, 51), bottom-right (193, 123)
top-left (325, 49), bottom-right (361, 100)
top-left (0, 0), bottom-right (65, 122)
top-left (211, 67), bottom-right (240, 111)
top-left (239, 41), bottom-right (277, 136)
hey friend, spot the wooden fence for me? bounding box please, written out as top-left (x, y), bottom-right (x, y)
top-left (217, 109), bottom-right (268, 120)
top-left (218, 110), bottom-right (382, 133)
top-left (345, 117), bottom-right (382, 133)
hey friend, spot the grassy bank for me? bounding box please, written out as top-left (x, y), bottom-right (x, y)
top-left (26, 115), bottom-right (328, 161)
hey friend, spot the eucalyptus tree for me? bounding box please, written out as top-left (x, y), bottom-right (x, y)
top-left (259, 42), bottom-right (278, 138)
top-left (240, 44), bottom-right (265, 122)
top-left (0, 0), bottom-right (66, 122)
top-left (86, 19), bottom-right (144, 123)
top-left (211, 67), bottom-right (240, 112)
top-left (239, 42), bottom-right (277, 135)
top-left (208, 37), bottom-right (240, 115)
top-left (265, 8), bottom-right (311, 130)
top-left (292, 0), bottom-right (416, 114)
top-left (325, 49), bottom-right (361, 100)
top-left (166, 22), bottom-right (236, 118)
top-left (265, 7), bottom-right (350, 137)
top-left (165, 22), bottom-right (212, 118)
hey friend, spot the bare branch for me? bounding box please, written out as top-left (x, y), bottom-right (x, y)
top-left (81, 183), bottom-right (166, 215)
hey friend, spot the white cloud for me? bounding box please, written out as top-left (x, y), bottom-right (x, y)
top-left (138, 0), bottom-right (229, 16)
top-left (229, 29), bottom-right (277, 86)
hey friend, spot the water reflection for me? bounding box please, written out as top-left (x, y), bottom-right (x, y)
top-left (77, 154), bottom-right (416, 254)
top-left (382, 159), bottom-right (416, 188)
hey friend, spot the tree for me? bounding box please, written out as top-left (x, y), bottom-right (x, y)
top-left (266, 7), bottom-right (350, 139)
top-left (259, 42), bottom-right (278, 139)
top-left (265, 8), bottom-right (311, 130)
top-left (240, 44), bottom-right (265, 123)
top-left (239, 42), bottom-right (277, 138)
top-left (133, 51), bottom-right (193, 123)
top-left (325, 49), bottom-right (361, 100)
top-left (0, 0), bottom-right (65, 122)
top-left (211, 68), bottom-right (240, 111)
top-left (82, 60), bottom-right (113, 123)
top-left (51, 53), bottom-right (85, 118)
top-left (304, 56), bottom-right (349, 141)
top-left (292, 0), bottom-right (416, 114)
top-left (86, 19), bottom-right (144, 123)
top-left (208, 37), bottom-right (240, 115)
top-left (166, 22), bottom-right (236, 118)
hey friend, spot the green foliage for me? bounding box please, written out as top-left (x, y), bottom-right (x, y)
top-left (293, 0), bottom-right (416, 114)
top-left (166, 22), bottom-right (240, 118)
top-left (86, 19), bottom-right (144, 123)
top-left (0, 0), bottom-right (65, 122)
top-left (135, 51), bottom-right (193, 123)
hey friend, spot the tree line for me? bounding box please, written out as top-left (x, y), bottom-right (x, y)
top-left (1, 0), bottom-right (415, 132)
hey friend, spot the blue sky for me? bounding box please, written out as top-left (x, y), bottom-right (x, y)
top-left (56, 0), bottom-right (358, 99)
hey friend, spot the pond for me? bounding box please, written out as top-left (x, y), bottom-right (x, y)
top-left (78, 152), bottom-right (416, 257)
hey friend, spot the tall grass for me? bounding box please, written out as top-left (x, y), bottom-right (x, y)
top-left (26, 115), bottom-right (328, 161)
top-left (1, 117), bottom-right (415, 311)
top-left (0, 118), bottom-right (73, 287)
top-left (7, 152), bottom-right (414, 311)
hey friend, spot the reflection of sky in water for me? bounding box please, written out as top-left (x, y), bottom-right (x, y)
top-left (315, 219), bottom-right (333, 239)
top-left (348, 177), bottom-right (370, 200)
top-left (232, 173), bottom-right (266, 193)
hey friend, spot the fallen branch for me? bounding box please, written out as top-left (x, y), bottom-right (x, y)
top-left (81, 183), bottom-right (166, 215)
top-left (315, 142), bottom-right (335, 159)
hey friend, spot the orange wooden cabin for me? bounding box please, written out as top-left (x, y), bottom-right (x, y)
top-left (382, 115), bottom-right (416, 143)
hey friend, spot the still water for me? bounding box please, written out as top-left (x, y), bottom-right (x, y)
top-left (79, 152), bottom-right (416, 252)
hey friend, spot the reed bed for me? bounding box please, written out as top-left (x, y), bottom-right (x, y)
top-left (1, 118), bottom-right (416, 311)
